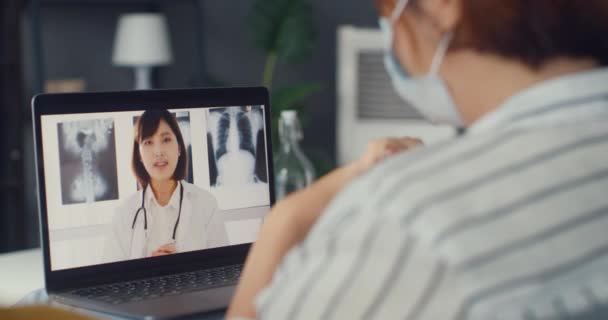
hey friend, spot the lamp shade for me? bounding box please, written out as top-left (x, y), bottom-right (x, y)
top-left (112, 13), bottom-right (173, 67)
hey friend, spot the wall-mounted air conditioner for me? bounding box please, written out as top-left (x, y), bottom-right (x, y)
top-left (336, 25), bottom-right (455, 166)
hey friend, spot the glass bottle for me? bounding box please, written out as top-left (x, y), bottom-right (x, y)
top-left (274, 110), bottom-right (316, 200)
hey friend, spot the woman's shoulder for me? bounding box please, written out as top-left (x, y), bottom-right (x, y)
top-left (108, 189), bottom-right (143, 226)
top-left (116, 190), bottom-right (143, 212)
top-left (181, 181), bottom-right (217, 204)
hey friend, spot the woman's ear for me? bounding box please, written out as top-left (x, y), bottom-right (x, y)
top-left (419, 0), bottom-right (462, 32)
top-left (374, 0), bottom-right (396, 17)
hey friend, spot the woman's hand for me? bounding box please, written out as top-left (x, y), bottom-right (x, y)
top-left (355, 137), bottom-right (424, 174)
top-left (150, 243), bottom-right (176, 257)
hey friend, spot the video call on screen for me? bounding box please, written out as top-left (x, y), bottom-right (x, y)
top-left (41, 106), bottom-right (271, 270)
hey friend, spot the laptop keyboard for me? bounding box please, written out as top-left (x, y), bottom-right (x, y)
top-left (70, 264), bottom-right (243, 305)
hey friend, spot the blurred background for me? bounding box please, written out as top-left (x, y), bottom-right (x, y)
top-left (1, 0), bottom-right (451, 254)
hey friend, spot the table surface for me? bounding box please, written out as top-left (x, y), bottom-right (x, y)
top-left (0, 248), bottom-right (44, 307)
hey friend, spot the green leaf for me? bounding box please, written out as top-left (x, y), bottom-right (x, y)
top-left (271, 82), bottom-right (323, 110)
top-left (250, 0), bottom-right (317, 64)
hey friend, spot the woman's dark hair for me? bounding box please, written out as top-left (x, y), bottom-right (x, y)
top-left (377, 0), bottom-right (608, 68)
top-left (132, 110), bottom-right (187, 188)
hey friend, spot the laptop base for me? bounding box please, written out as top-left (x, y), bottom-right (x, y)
top-left (51, 285), bottom-right (235, 320)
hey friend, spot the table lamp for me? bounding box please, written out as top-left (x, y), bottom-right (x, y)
top-left (112, 13), bottom-right (173, 90)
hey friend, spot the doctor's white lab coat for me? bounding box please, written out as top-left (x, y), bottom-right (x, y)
top-left (102, 181), bottom-right (226, 263)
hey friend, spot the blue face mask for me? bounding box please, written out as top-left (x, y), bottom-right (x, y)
top-left (379, 0), bottom-right (464, 127)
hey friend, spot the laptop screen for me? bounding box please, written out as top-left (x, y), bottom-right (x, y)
top-left (40, 105), bottom-right (271, 271)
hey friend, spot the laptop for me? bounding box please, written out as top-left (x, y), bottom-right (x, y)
top-left (31, 87), bottom-right (275, 319)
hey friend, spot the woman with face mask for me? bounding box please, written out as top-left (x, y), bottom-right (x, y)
top-left (228, 0), bottom-right (608, 319)
top-left (103, 110), bottom-right (224, 263)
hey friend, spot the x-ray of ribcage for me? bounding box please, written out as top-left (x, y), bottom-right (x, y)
top-left (57, 119), bottom-right (119, 205)
top-left (206, 106), bottom-right (268, 187)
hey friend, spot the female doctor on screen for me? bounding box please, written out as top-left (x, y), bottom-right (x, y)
top-left (103, 109), bottom-right (223, 263)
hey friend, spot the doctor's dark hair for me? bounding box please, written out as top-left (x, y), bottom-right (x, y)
top-left (132, 110), bottom-right (188, 188)
top-left (376, 0), bottom-right (608, 68)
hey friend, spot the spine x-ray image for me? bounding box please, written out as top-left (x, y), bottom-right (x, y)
top-left (206, 106), bottom-right (268, 187)
top-left (57, 119), bottom-right (119, 205)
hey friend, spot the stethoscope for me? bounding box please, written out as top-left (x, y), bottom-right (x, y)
top-left (131, 181), bottom-right (184, 241)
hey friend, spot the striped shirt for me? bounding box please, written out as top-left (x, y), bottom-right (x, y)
top-left (254, 67), bottom-right (608, 320)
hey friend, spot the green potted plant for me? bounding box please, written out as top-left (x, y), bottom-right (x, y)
top-left (250, 0), bottom-right (333, 175)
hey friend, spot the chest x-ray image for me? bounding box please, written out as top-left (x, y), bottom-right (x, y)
top-left (57, 119), bottom-right (119, 205)
top-left (206, 106), bottom-right (268, 188)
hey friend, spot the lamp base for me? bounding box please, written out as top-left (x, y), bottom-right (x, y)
top-left (134, 66), bottom-right (152, 90)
